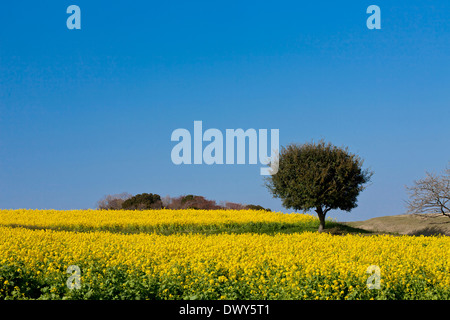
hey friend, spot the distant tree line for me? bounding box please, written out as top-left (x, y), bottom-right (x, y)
top-left (97, 192), bottom-right (271, 211)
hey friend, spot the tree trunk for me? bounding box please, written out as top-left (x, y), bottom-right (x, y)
top-left (315, 207), bottom-right (326, 233)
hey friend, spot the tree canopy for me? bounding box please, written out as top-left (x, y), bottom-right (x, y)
top-left (121, 193), bottom-right (163, 210)
top-left (265, 140), bottom-right (373, 232)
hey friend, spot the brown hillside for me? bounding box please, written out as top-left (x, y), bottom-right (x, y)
top-left (345, 213), bottom-right (450, 236)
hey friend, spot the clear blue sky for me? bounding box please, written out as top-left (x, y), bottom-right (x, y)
top-left (1, 1), bottom-right (449, 221)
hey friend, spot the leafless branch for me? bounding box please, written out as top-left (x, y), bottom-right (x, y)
top-left (406, 166), bottom-right (450, 218)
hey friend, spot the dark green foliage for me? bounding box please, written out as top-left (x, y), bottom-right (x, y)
top-left (181, 195), bottom-right (196, 205)
top-left (265, 140), bottom-right (373, 231)
top-left (245, 204), bottom-right (271, 211)
top-left (122, 193), bottom-right (163, 210)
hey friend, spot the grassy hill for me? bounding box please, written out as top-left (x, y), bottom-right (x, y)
top-left (344, 213), bottom-right (450, 236)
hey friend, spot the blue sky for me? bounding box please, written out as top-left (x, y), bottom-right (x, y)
top-left (0, 1), bottom-right (449, 221)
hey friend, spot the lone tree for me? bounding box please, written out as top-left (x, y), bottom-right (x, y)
top-left (405, 166), bottom-right (450, 218)
top-left (265, 140), bottom-right (373, 232)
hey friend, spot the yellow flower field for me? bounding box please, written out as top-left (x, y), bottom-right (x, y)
top-left (0, 209), bottom-right (449, 300)
top-left (0, 209), bottom-right (318, 234)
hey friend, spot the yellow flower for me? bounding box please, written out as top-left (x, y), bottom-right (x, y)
top-left (0, 209), bottom-right (449, 300)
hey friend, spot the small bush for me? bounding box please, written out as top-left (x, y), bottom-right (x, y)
top-left (122, 193), bottom-right (162, 210)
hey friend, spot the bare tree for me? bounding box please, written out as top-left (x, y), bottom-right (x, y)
top-left (179, 195), bottom-right (222, 209)
top-left (406, 167), bottom-right (450, 218)
top-left (161, 195), bottom-right (173, 208)
top-left (224, 202), bottom-right (247, 210)
top-left (97, 192), bottom-right (133, 210)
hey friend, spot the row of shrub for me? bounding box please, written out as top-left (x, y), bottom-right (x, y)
top-left (97, 193), bottom-right (271, 211)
